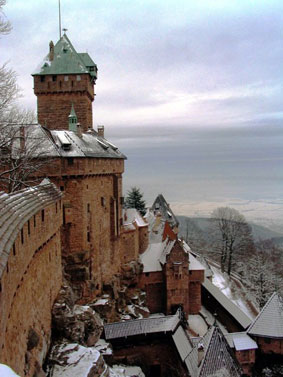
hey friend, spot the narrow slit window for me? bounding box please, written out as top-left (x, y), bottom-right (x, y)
top-left (21, 229), bottom-right (24, 244)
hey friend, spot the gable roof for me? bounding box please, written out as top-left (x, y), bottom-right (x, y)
top-left (33, 33), bottom-right (97, 78)
top-left (185, 326), bottom-right (242, 377)
top-left (104, 313), bottom-right (180, 340)
top-left (0, 179), bottom-right (62, 279)
top-left (172, 325), bottom-right (193, 361)
top-left (247, 292), bottom-right (283, 338)
top-left (151, 194), bottom-right (179, 229)
top-left (202, 278), bottom-right (252, 329)
top-left (225, 332), bottom-right (258, 351)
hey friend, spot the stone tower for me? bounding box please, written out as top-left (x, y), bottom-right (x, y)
top-left (165, 240), bottom-right (190, 316)
top-left (32, 33), bottom-right (97, 132)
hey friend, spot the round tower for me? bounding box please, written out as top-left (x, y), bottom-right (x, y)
top-left (32, 33), bottom-right (97, 132)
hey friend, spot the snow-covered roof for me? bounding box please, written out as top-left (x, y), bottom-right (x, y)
top-left (247, 292), bottom-right (283, 338)
top-left (140, 238), bottom-right (205, 273)
top-left (0, 179), bottom-right (62, 279)
top-left (140, 239), bottom-right (174, 273)
top-left (172, 326), bottom-right (192, 361)
top-left (104, 313), bottom-right (180, 340)
top-left (189, 253), bottom-right (206, 271)
top-left (185, 326), bottom-right (242, 377)
top-left (7, 124), bottom-right (126, 160)
top-left (123, 208), bottom-right (147, 228)
top-left (202, 279), bottom-right (252, 329)
top-left (225, 332), bottom-right (258, 351)
top-left (51, 130), bottom-right (126, 159)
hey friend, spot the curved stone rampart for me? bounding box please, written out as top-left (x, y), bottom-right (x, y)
top-left (0, 180), bottom-right (63, 376)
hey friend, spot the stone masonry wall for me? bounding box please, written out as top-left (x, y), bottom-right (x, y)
top-left (139, 272), bottom-right (165, 313)
top-left (40, 157), bottom-right (125, 299)
top-left (166, 242), bottom-right (189, 315)
top-left (34, 74), bottom-right (94, 132)
top-left (120, 228), bottom-right (139, 264)
top-left (188, 270), bottom-right (204, 314)
top-left (0, 200), bottom-right (62, 377)
top-left (255, 337), bottom-right (283, 355)
top-left (111, 337), bottom-right (187, 377)
top-left (138, 226), bottom-right (149, 254)
top-left (235, 349), bottom-right (255, 376)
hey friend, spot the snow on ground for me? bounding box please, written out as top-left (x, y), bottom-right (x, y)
top-left (188, 314), bottom-right (208, 336)
top-left (0, 364), bottom-right (20, 377)
top-left (211, 265), bottom-right (256, 319)
top-left (49, 343), bottom-right (104, 377)
top-left (93, 299), bottom-right (109, 306)
top-left (110, 365), bottom-right (145, 377)
top-left (94, 339), bottom-right (113, 356)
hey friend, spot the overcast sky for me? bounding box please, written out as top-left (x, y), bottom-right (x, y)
top-left (2, 0), bottom-right (283, 129)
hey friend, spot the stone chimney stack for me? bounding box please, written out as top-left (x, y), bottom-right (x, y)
top-left (197, 343), bottom-right (204, 366)
top-left (49, 41), bottom-right (54, 61)
top-left (97, 125), bottom-right (104, 138)
top-left (77, 123), bottom-right (82, 138)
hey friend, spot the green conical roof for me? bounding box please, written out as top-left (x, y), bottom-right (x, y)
top-left (32, 33), bottom-right (97, 78)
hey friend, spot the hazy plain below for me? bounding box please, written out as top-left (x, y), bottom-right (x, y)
top-left (108, 123), bottom-right (283, 232)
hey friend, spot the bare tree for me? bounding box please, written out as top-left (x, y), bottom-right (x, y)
top-left (211, 207), bottom-right (254, 275)
top-left (0, 124), bottom-right (50, 192)
top-left (0, 0), bottom-right (11, 35)
top-left (0, 0), bottom-right (45, 192)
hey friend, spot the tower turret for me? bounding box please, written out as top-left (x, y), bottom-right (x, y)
top-left (32, 33), bottom-right (98, 132)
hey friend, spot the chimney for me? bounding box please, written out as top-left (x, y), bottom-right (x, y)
top-left (49, 41), bottom-right (54, 61)
top-left (77, 123), bottom-right (82, 138)
top-left (97, 125), bottom-right (104, 138)
top-left (197, 343), bottom-right (204, 366)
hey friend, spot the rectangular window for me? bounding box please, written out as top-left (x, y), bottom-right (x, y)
top-left (40, 76), bottom-right (45, 82)
top-left (13, 244), bottom-right (16, 256)
top-left (76, 75), bottom-right (81, 81)
top-left (34, 215), bottom-right (36, 227)
top-left (64, 75), bottom-right (69, 81)
top-left (52, 75), bottom-right (57, 82)
top-left (87, 231), bottom-right (90, 242)
top-left (87, 203), bottom-right (90, 213)
top-left (28, 220), bottom-right (30, 235)
top-left (67, 158), bottom-right (74, 165)
top-left (41, 209), bottom-right (45, 222)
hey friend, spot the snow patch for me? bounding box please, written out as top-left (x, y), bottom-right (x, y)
top-left (110, 365), bottom-right (145, 377)
top-left (0, 364), bottom-right (20, 377)
top-left (188, 315), bottom-right (208, 336)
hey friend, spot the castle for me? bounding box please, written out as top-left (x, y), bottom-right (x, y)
top-left (0, 34), bottom-right (282, 377)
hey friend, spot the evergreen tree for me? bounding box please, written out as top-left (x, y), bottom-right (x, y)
top-left (125, 187), bottom-right (146, 216)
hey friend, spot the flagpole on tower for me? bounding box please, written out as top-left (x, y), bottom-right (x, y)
top-left (59, 0), bottom-right (62, 38)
